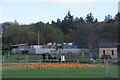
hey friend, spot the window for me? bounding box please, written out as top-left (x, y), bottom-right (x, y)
top-left (112, 50), bottom-right (114, 55)
top-left (103, 50), bottom-right (105, 55)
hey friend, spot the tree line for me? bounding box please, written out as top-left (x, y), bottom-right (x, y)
top-left (2, 11), bottom-right (119, 49)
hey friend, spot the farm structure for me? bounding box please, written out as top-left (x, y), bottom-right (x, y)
top-left (99, 42), bottom-right (117, 59)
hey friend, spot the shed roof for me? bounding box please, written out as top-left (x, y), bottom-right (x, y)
top-left (99, 42), bottom-right (117, 48)
top-left (11, 43), bottom-right (28, 46)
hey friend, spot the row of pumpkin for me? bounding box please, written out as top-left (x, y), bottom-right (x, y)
top-left (6, 63), bottom-right (105, 69)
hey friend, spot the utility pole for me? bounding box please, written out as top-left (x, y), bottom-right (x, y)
top-left (38, 27), bottom-right (40, 45)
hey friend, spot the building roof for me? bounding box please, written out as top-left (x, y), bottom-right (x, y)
top-left (11, 43), bottom-right (28, 46)
top-left (99, 42), bottom-right (117, 48)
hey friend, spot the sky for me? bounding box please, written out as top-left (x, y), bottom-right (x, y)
top-left (0, 0), bottom-right (119, 24)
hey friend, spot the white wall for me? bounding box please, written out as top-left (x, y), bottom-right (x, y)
top-left (34, 48), bottom-right (89, 54)
top-left (99, 48), bottom-right (117, 59)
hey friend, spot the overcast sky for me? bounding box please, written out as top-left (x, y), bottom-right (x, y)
top-left (0, 0), bottom-right (119, 24)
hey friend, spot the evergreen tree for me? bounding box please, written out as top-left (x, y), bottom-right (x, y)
top-left (85, 13), bottom-right (94, 23)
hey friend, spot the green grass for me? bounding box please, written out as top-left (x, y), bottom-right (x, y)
top-left (2, 63), bottom-right (119, 78)
top-left (3, 54), bottom-right (42, 63)
top-left (2, 54), bottom-right (119, 78)
top-left (3, 54), bottom-right (92, 63)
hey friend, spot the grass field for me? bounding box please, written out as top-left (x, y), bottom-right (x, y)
top-left (2, 54), bottom-right (92, 63)
top-left (2, 54), bottom-right (119, 78)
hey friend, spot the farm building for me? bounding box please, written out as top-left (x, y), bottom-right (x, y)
top-left (99, 42), bottom-right (117, 59)
top-left (11, 43), bottom-right (29, 54)
top-left (10, 43), bottom-right (91, 55)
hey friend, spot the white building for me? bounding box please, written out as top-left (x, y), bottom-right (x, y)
top-left (99, 42), bottom-right (117, 59)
